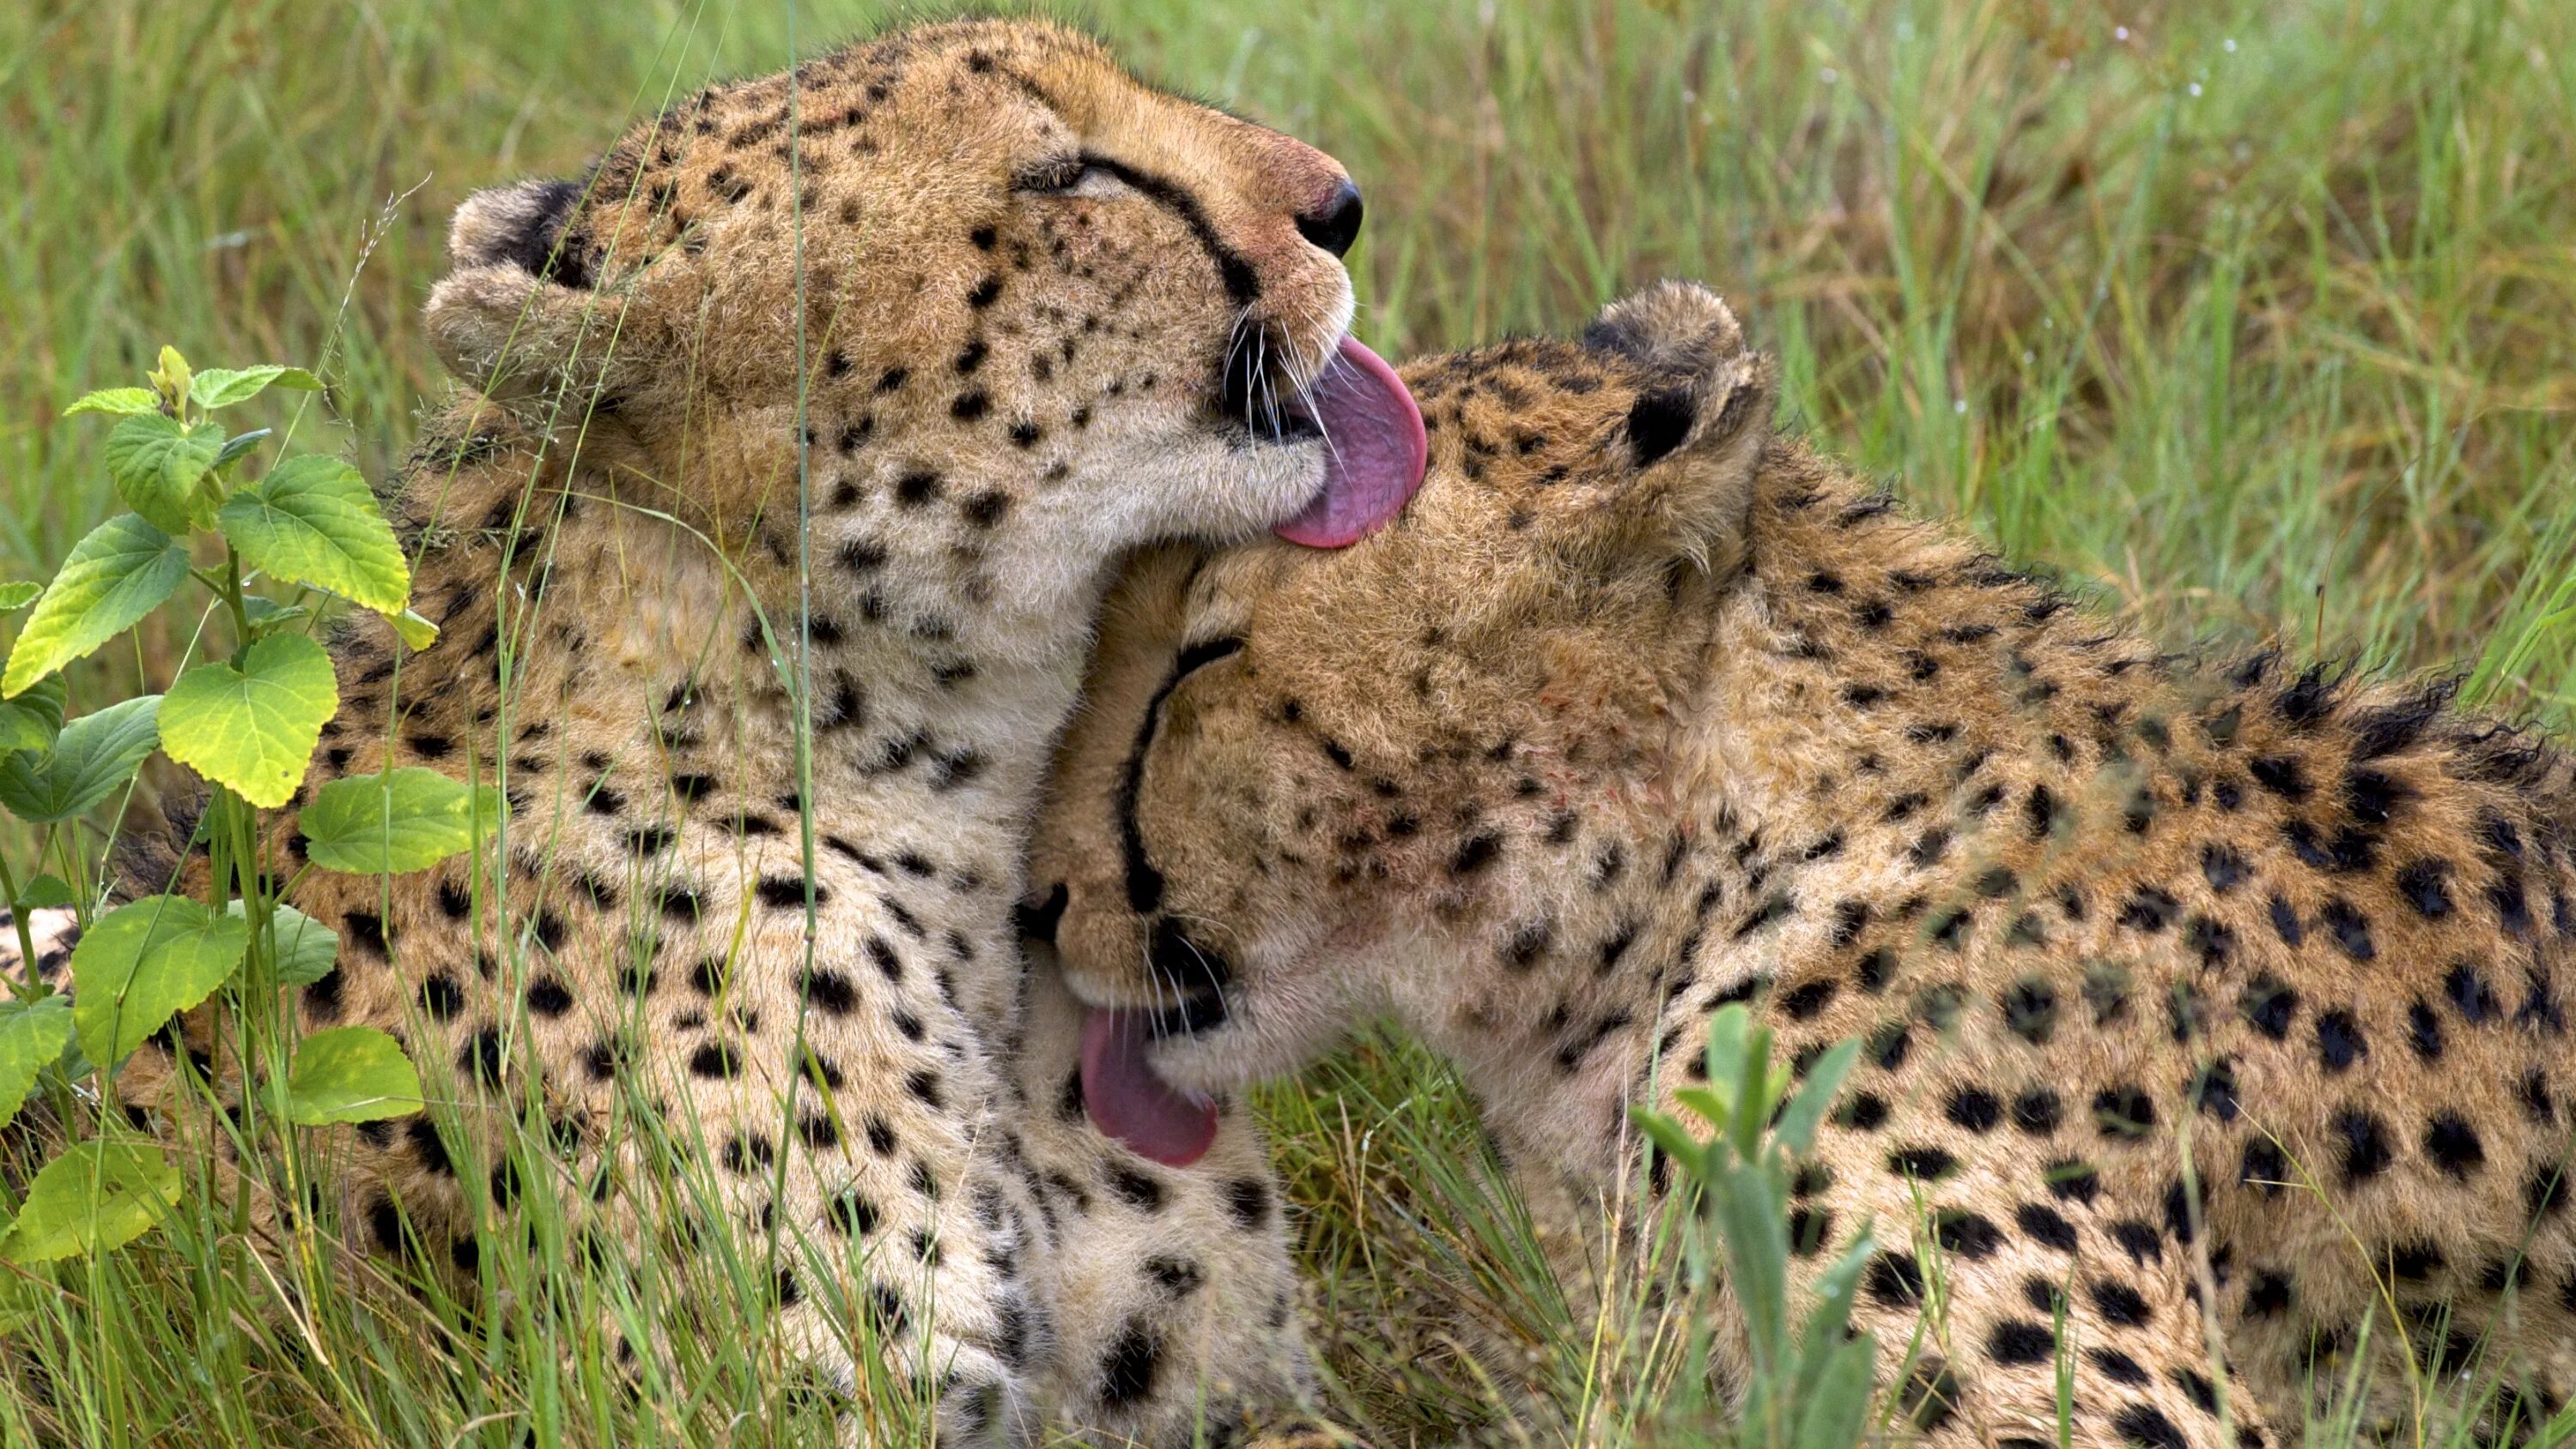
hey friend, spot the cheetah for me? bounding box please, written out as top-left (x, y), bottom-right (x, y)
top-left (1027, 281), bottom-right (2576, 1448)
top-left (18, 20), bottom-right (1425, 1446)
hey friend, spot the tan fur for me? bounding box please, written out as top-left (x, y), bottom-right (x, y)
top-left (1034, 282), bottom-right (2576, 1448)
top-left (28, 19), bottom-right (1389, 1446)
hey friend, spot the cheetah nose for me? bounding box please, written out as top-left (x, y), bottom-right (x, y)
top-left (1295, 178), bottom-right (1364, 258)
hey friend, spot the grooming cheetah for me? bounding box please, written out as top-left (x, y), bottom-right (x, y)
top-left (1030, 282), bottom-right (2576, 1448)
top-left (16, 19), bottom-right (1427, 1445)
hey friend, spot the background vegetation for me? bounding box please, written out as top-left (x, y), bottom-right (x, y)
top-left (1, 0), bottom-right (2570, 1444)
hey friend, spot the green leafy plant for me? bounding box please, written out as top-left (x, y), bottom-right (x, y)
top-left (0, 347), bottom-right (476, 1263)
top-left (1632, 1006), bottom-right (1877, 1449)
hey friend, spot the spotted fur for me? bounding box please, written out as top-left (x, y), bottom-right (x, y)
top-left (23, 20), bottom-right (1388, 1446)
top-left (1034, 282), bottom-right (2576, 1448)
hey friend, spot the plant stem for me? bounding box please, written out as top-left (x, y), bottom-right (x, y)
top-left (0, 849), bottom-right (44, 1001)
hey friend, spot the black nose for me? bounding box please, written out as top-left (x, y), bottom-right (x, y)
top-left (1295, 179), bottom-right (1364, 258)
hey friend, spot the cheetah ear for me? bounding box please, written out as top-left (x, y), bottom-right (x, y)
top-left (1581, 280), bottom-right (1774, 573)
top-left (426, 180), bottom-right (635, 406)
top-left (445, 178), bottom-right (593, 284)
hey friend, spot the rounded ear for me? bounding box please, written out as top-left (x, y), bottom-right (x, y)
top-left (426, 180), bottom-right (635, 406)
top-left (1581, 280), bottom-right (1776, 573)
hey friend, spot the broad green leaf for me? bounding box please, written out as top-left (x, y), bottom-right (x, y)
top-left (390, 608), bottom-right (440, 651)
top-left (2, 514), bottom-right (188, 697)
top-left (14, 874), bottom-right (76, 910)
top-left (70, 894), bottom-right (248, 1068)
top-left (301, 767), bottom-right (500, 874)
top-left (3, 1139), bottom-right (181, 1263)
top-left (284, 1026), bottom-right (422, 1125)
top-left (159, 632), bottom-right (336, 807)
top-left (218, 454), bottom-right (410, 615)
top-left (0, 995), bottom-right (73, 1130)
top-left (0, 581), bottom-right (40, 612)
top-left (104, 412), bottom-right (225, 534)
top-left (190, 365), bottom-right (321, 410)
top-left (0, 675), bottom-right (67, 753)
top-left (0, 695), bottom-right (161, 824)
top-left (63, 387), bottom-right (160, 418)
top-left (227, 900), bottom-right (337, 987)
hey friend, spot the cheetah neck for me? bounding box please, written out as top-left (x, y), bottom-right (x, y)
top-left (1416, 442), bottom-right (2199, 1185)
top-left (362, 402), bottom-right (1112, 885)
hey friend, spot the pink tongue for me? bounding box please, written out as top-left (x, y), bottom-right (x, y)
top-left (1081, 1008), bottom-right (1219, 1166)
top-left (1274, 336), bottom-right (1429, 548)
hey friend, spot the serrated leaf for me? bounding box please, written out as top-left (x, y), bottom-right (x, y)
top-left (15, 874), bottom-right (76, 910)
top-left (0, 582), bottom-right (40, 612)
top-left (3, 1139), bottom-right (181, 1263)
top-left (390, 608), bottom-right (439, 651)
top-left (0, 995), bottom-right (73, 1131)
top-left (70, 895), bottom-right (248, 1068)
top-left (301, 767), bottom-right (499, 875)
top-left (284, 1026), bottom-right (422, 1125)
top-left (218, 454), bottom-right (410, 615)
top-left (190, 365), bottom-right (320, 410)
top-left (105, 412), bottom-right (226, 534)
top-left (159, 632), bottom-right (335, 807)
top-left (0, 695), bottom-right (161, 824)
top-left (64, 387), bottom-right (161, 418)
top-left (3, 514), bottom-right (189, 697)
top-left (0, 675), bottom-right (67, 754)
top-left (226, 900), bottom-right (337, 987)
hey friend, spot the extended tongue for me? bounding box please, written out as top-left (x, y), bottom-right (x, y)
top-left (1080, 1008), bottom-right (1220, 1166)
top-left (1274, 335), bottom-right (1429, 548)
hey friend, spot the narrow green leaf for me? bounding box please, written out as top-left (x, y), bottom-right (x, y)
top-left (3, 1139), bottom-right (181, 1262)
top-left (70, 894), bottom-right (248, 1068)
top-left (284, 1026), bottom-right (422, 1125)
top-left (210, 427), bottom-right (271, 473)
top-left (0, 695), bottom-right (161, 824)
top-left (1790, 1336), bottom-right (1877, 1449)
top-left (301, 767), bottom-right (499, 874)
top-left (390, 608), bottom-right (440, 651)
top-left (0, 582), bottom-right (40, 612)
top-left (218, 454), bottom-right (410, 614)
top-left (151, 346), bottom-right (192, 411)
top-left (2, 514), bottom-right (188, 697)
top-left (189, 365), bottom-right (320, 410)
top-left (227, 900), bottom-right (337, 987)
top-left (104, 412), bottom-right (225, 534)
top-left (159, 632), bottom-right (336, 807)
top-left (241, 598), bottom-right (313, 634)
top-left (63, 387), bottom-right (161, 418)
top-left (1771, 1037), bottom-right (1860, 1160)
top-left (0, 675), bottom-right (67, 754)
top-left (0, 995), bottom-right (73, 1130)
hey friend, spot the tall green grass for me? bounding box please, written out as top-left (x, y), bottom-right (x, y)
top-left (3, 0), bottom-right (2572, 1445)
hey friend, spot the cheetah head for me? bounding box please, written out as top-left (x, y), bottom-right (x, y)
top-left (422, 20), bottom-right (1424, 641)
top-left (1028, 281), bottom-right (1775, 1163)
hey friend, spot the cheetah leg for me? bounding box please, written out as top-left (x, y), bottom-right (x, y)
top-left (1013, 958), bottom-right (1325, 1446)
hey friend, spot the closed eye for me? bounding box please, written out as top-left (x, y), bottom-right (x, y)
top-left (1014, 154), bottom-right (1129, 199)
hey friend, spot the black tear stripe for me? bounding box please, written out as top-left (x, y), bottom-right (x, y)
top-left (1115, 636), bottom-right (1246, 915)
top-left (1078, 154), bottom-right (1261, 306)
